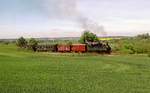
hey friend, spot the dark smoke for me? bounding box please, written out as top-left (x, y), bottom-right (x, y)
top-left (43, 0), bottom-right (107, 36)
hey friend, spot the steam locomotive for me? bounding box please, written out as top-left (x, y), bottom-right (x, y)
top-left (35, 41), bottom-right (111, 54)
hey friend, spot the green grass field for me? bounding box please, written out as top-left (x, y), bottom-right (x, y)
top-left (0, 44), bottom-right (150, 93)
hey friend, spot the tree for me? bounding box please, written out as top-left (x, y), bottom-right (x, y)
top-left (137, 33), bottom-right (150, 39)
top-left (28, 38), bottom-right (38, 52)
top-left (79, 30), bottom-right (99, 43)
top-left (16, 37), bottom-right (27, 48)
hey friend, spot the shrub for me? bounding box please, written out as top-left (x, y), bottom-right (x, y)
top-left (16, 37), bottom-right (27, 48)
top-left (111, 36), bottom-right (150, 54)
top-left (137, 33), bottom-right (150, 39)
top-left (3, 41), bottom-right (9, 45)
top-left (148, 53), bottom-right (150, 57)
top-left (28, 38), bottom-right (38, 52)
top-left (79, 30), bottom-right (99, 43)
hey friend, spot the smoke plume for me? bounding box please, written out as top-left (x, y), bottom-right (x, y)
top-left (43, 0), bottom-right (107, 36)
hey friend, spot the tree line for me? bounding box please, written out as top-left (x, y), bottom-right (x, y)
top-left (16, 30), bottom-right (100, 51)
top-left (16, 37), bottom-right (38, 51)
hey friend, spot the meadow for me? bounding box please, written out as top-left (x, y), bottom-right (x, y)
top-left (0, 44), bottom-right (150, 93)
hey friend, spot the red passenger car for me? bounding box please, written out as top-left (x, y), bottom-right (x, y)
top-left (71, 44), bottom-right (86, 52)
top-left (57, 45), bottom-right (71, 52)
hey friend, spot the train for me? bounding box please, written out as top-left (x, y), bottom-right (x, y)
top-left (35, 42), bottom-right (111, 54)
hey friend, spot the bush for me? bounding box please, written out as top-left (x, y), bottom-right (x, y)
top-left (137, 33), bottom-right (150, 39)
top-left (3, 41), bottom-right (9, 45)
top-left (79, 30), bottom-right (99, 43)
top-left (111, 36), bottom-right (150, 54)
top-left (148, 53), bottom-right (150, 57)
top-left (16, 37), bottom-right (27, 48)
top-left (28, 38), bottom-right (38, 52)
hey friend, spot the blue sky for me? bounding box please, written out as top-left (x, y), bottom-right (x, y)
top-left (0, 0), bottom-right (150, 38)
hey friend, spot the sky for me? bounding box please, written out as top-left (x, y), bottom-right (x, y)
top-left (0, 0), bottom-right (150, 39)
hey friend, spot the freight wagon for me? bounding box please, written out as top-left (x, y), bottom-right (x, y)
top-left (36, 44), bottom-right (57, 52)
top-left (71, 44), bottom-right (86, 53)
top-left (57, 45), bottom-right (71, 52)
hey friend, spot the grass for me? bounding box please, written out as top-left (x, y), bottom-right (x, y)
top-left (0, 44), bottom-right (150, 93)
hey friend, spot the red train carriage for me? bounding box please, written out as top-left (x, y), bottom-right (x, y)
top-left (71, 44), bottom-right (86, 53)
top-left (57, 45), bottom-right (71, 52)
